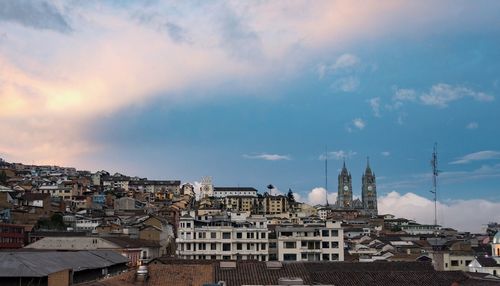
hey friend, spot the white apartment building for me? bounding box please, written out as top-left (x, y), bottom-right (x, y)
top-left (276, 221), bottom-right (344, 262)
top-left (176, 215), bottom-right (269, 261)
top-left (213, 187), bottom-right (258, 198)
top-left (400, 224), bottom-right (440, 235)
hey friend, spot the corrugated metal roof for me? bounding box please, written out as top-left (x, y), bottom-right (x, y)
top-left (0, 250), bottom-right (128, 277)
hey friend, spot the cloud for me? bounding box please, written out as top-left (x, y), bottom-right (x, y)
top-left (393, 88), bottom-right (417, 102)
top-left (243, 153), bottom-right (291, 161)
top-left (353, 118), bottom-right (366, 129)
top-left (331, 53), bottom-right (361, 71)
top-left (450, 151), bottom-right (500, 165)
top-left (0, 0), bottom-right (71, 32)
top-left (317, 53), bottom-right (360, 79)
top-left (368, 97), bottom-right (381, 117)
top-left (1, 1), bottom-right (499, 165)
top-left (319, 150), bottom-right (357, 160)
top-left (466, 122), bottom-right (479, 130)
top-left (378, 164), bottom-right (500, 192)
top-left (378, 191), bottom-right (500, 232)
top-left (381, 151), bottom-right (391, 156)
top-left (396, 113), bottom-right (406, 125)
top-left (331, 76), bottom-right (360, 92)
top-left (419, 83), bottom-right (494, 108)
top-left (306, 187), bottom-right (338, 206)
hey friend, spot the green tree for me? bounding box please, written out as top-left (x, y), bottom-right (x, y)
top-left (287, 188), bottom-right (295, 203)
top-left (36, 213), bottom-right (66, 230)
top-left (0, 170), bottom-right (7, 185)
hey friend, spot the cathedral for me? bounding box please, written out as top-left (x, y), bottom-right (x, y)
top-left (335, 159), bottom-right (378, 216)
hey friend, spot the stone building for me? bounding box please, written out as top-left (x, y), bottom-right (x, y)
top-left (336, 159), bottom-right (378, 216)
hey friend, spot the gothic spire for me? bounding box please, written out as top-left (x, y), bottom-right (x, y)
top-left (365, 156), bottom-right (372, 174)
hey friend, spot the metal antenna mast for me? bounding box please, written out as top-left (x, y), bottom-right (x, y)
top-left (325, 146), bottom-right (329, 206)
top-left (430, 143), bottom-right (439, 228)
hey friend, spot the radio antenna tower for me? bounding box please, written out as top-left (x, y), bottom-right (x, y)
top-left (430, 143), bottom-right (439, 229)
top-left (325, 146), bottom-right (329, 206)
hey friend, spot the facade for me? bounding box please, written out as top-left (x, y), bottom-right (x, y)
top-left (0, 223), bottom-right (25, 248)
top-left (25, 236), bottom-right (160, 266)
top-left (176, 214), bottom-right (269, 261)
top-left (213, 187), bottom-right (258, 198)
top-left (336, 159), bottom-right (378, 216)
top-left (361, 160), bottom-right (377, 216)
top-left (468, 231), bottom-right (500, 276)
top-left (264, 195), bottom-right (288, 215)
top-left (337, 161), bottom-right (353, 209)
top-left (275, 220), bottom-right (344, 262)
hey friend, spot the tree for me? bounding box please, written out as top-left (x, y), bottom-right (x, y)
top-left (0, 170), bottom-right (7, 185)
top-left (36, 213), bottom-right (66, 230)
top-left (287, 188), bottom-right (295, 203)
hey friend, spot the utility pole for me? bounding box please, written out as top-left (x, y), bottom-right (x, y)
top-left (430, 143), bottom-right (439, 229)
top-left (325, 146), bottom-right (329, 206)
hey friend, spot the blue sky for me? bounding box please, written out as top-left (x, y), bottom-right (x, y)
top-left (1, 1), bottom-right (500, 230)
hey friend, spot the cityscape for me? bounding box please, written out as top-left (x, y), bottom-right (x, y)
top-left (1, 1), bottom-right (500, 286)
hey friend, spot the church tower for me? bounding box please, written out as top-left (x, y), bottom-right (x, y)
top-left (337, 160), bottom-right (353, 209)
top-left (362, 157), bottom-right (378, 216)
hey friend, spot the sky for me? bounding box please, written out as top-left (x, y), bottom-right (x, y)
top-left (1, 0), bottom-right (500, 232)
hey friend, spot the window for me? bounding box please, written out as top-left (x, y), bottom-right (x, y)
top-left (211, 232), bottom-right (217, 239)
top-left (331, 230), bottom-right (338, 236)
top-left (301, 241), bottom-right (307, 248)
top-left (284, 242), bottom-right (296, 249)
top-left (301, 253), bottom-right (307, 260)
top-left (236, 232), bottom-right (242, 239)
top-left (247, 232), bottom-right (255, 239)
top-left (198, 243), bottom-right (206, 250)
top-left (222, 243), bottom-right (231, 251)
top-left (198, 232), bottom-right (206, 239)
top-left (223, 255), bottom-right (231, 260)
top-left (281, 231), bottom-right (293, 237)
top-left (222, 232), bottom-right (231, 239)
top-left (186, 244), bottom-right (191, 251)
top-left (247, 243), bottom-right (252, 250)
top-left (451, 260), bottom-right (459, 267)
top-left (186, 223), bottom-right (191, 228)
top-left (261, 233), bottom-right (266, 239)
top-left (322, 230), bottom-right (329, 237)
top-left (237, 243), bottom-right (242, 250)
top-left (331, 242), bottom-right (339, 248)
top-left (331, 254), bottom-right (339, 261)
top-left (322, 254), bottom-right (330, 261)
top-left (211, 243), bottom-right (216, 250)
top-left (322, 242), bottom-right (330, 248)
top-left (261, 243), bottom-right (266, 250)
top-left (283, 254), bottom-right (297, 261)
top-left (269, 242), bottom-right (277, 249)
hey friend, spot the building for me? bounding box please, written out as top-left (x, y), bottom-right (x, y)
top-left (468, 231), bottom-right (500, 277)
top-left (361, 159), bottom-right (377, 216)
top-left (264, 195), bottom-right (288, 215)
top-left (337, 161), bottom-right (353, 209)
top-left (0, 223), bottom-right (25, 249)
top-left (0, 250), bottom-right (128, 286)
top-left (24, 236), bottom-right (160, 266)
top-left (176, 214), bottom-right (269, 261)
top-left (275, 220), bottom-right (344, 262)
top-left (336, 159), bottom-right (378, 216)
top-left (213, 187), bottom-right (258, 198)
top-left (85, 260), bottom-right (497, 286)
